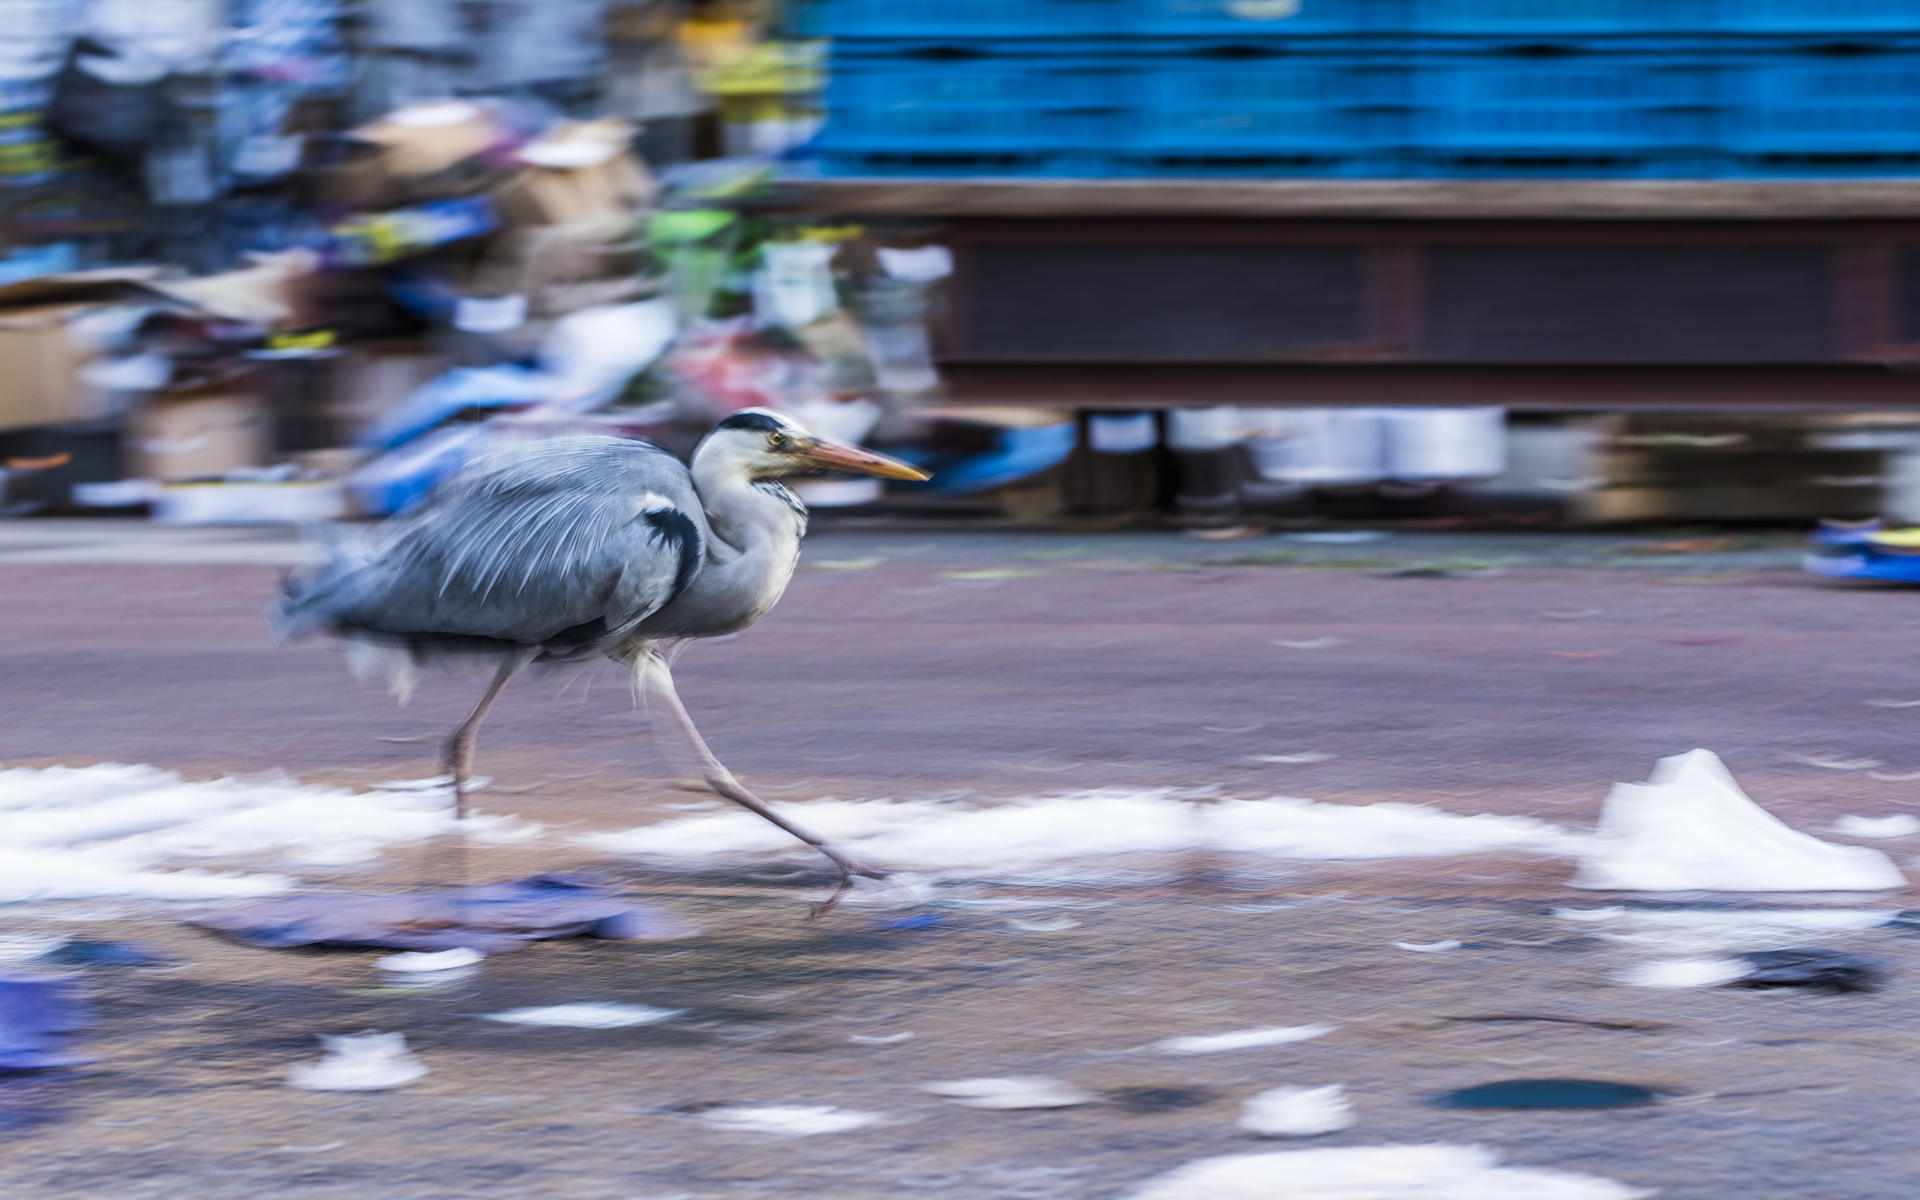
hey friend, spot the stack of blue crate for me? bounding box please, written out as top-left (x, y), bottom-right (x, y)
top-left (797, 0), bottom-right (1920, 178)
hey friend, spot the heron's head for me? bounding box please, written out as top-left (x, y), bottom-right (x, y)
top-left (700, 408), bottom-right (930, 482)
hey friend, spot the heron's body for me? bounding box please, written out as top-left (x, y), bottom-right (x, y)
top-left (273, 409), bottom-right (927, 900)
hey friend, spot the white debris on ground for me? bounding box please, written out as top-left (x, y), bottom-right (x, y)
top-left (287, 1032), bottom-right (428, 1092)
top-left (918, 1077), bottom-right (1095, 1109)
top-left (584, 790), bottom-right (1583, 880)
top-left (1561, 908), bottom-right (1896, 956)
top-left (1833, 814), bottom-right (1920, 839)
top-left (482, 1004), bottom-right (682, 1029)
top-left (1123, 1144), bottom-right (1654, 1200)
top-left (1154, 1025), bottom-right (1337, 1056)
top-left (1570, 749), bottom-right (1906, 892)
top-left (700, 1106), bottom-right (885, 1135)
top-left (1237, 1085), bottom-right (1356, 1137)
top-left (1614, 958), bottom-right (1753, 989)
top-left (0, 763), bottom-right (541, 902)
top-left (377, 947), bottom-right (484, 973)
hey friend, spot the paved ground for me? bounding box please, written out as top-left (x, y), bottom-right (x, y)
top-left (3, 520), bottom-right (1920, 1199)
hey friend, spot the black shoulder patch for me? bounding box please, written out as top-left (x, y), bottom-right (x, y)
top-left (716, 411), bottom-right (786, 433)
top-left (644, 506), bottom-right (703, 600)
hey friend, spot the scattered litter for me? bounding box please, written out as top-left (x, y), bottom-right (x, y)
top-left (1374, 565), bottom-right (1506, 579)
top-left (1548, 649), bottom-right (1617, 659)
top-left (1106, 1086), bottom-right (1218, 1113)
top-left (1833, 815), bottom-right (1920, 838)
top-left (1154, 1025), bottom-right (1336, 1056)
top-left (47, 940), bottom-right (171, 967)
top-left (587, 790), bottom-right (1582, 882)
top-left (377, 947), bottom-right (483, 973)
top-left (189, 873), bottom-right (696, 953)
top-left (278, 1140), bottom-right (345, 1153)
top-left (1271, 638), bottom-right (1345, 650)
top-left (1432, 1079), bottom-right (1659, 1110)
top-left (1662, 636), bottom-right (1743, 645)
top-left (877, 913), bottom-right (945, 931)
top-left (1866, 699), bottom-right (1920, 708)
top-left (1615, 958), bottom-right (1751, 989)
top-left (1238, 1084), bottom-right (1355, 1137)
top-left (287, 1032), bottom-right (427, 1092)
top-left (1246, 753), bottom-right (1337, 764)
top-left (809, 557), bottom-right (887, 572)
top-left (1736, 949), bottom-right (1882, 993)
top-left (1187, 526), bottom-right (1265, 541)
top-left (1282, 531), bottom-right (1388, 544)
top-left (1869, 771), bottom-right (1920, 782)
top-left (1542, 609), bottom-right (1603, 619)
top-left (847, 1032), bottom-right (913, 1045)
top-left (1204, 723), bottom-right (1265, 733)
top-left (1123, 1144), bottom-right (1653, 1200)
top-left (920, 1076), bottom-right (1093, 1109)
top-left (940, 569), bottom-right (1047, 581)
top-left (1786, 753), bottom-right (1883, 771)
top-left (0, 974), bottom-right (95, 1070)
top-left (1008, 916), bottom-right (1080, 932)
top-left (0, 936), bottom-right (68, 963)
top-left (701, 1105), bottom-right (884, 1135)
top-left (1587, 909), bottom-right (1895, 955)
top-left (1393, 940), bottom-right (1462, 953)
top-left (1552, 907), bottom-right (1626, 922)
top-left (1570, 749), bottom-right (1907, 892)
top-left (483, 1003), bottom-right (681, 1029)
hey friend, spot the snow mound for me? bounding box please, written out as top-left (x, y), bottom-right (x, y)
top-left (584, 790), bottom-right (1582, 880)
top-left (1125, 1144), bottom-right (1652, 1200)
top-left (1571, 749), bottom-right (1906, 892)
top-left (0, 762), bottom-right (532, 903)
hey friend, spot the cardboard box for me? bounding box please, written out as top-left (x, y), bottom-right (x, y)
top-left (126, 388), bottom-right (272, 480)
top-left (492, 119), bottom-right (655, 233)
top-left (0, 304), bottom-right (90, 432)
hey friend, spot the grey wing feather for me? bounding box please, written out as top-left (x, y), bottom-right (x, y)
top-left (276, 436), bottom-right (706, 648)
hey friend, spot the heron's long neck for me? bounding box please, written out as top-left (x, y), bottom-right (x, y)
top-left (680, 457), bottom-right (806, 630)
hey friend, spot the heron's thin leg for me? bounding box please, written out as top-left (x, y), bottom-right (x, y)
top-left (642, 655), bottom-right (885, 915)
top-left (442, 653), bottom-right (531, 820)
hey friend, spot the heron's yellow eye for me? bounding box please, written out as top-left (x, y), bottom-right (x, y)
top-left (768, 432), bottom-right (788, 449)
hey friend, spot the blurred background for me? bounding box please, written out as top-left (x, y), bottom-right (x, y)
top-left (4, 0), bottom-right (1920, 533)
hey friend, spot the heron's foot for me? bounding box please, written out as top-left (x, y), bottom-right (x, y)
top-left (807, 850), bottom-right (889, 919)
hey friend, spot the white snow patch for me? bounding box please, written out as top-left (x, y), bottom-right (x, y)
top-left (919, 1076), bottom-right (1094, 1109)
top-left (701, 1106), bottom-right (884, 1135)
top-left (0, 763), bottom-right (529, 902)
top-left (1570, 749), bottom-right (1907, 892)
top-left (287, 1032), bottom-right (428, 1092)
top-left (1155, 1025), bottom-right (1336, 1056)
top-left (583, 790), bottom-right (1582, 880)
top-left (1615, 958), bottom-right (1751, 989)
top-left (1834, 814), bottom-right (1920, 839)
top-left (482, 1003), bottom-right (681, 1029)
top-left (377, 947), bottom-right (484, 973)
top-left (1238, 1084), bottom-right (1356, 1136)
top-left (1124, 1144), bottom-right (1653, 1200)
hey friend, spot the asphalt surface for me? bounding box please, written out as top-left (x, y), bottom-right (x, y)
top-left (3, 520), bottom-right (1920, 1199)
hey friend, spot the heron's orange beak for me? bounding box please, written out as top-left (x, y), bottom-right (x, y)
top-left (802, 439), bottom-right (931, 482)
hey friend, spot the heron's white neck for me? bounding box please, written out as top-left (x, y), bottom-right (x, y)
top-left (667, 453), bottom-right (806, 635)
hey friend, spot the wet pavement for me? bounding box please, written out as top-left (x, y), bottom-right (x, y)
top-left (2, 521), bottom-right (1919, 1198)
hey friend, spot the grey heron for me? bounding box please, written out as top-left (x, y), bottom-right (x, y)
top-left (273, 409), bottom-right (929, 901)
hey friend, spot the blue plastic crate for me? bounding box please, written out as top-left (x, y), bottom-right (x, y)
top-left (1417, 51), bottom-right (1722, 148)
top-left (822, 44), bottom-right (1133, 149)
top-left (1720, 0), bottom-right (1920, 33)
top-left (816, 149), bottom-right (1121, 174)
top-left (1109, 149), bottom-right (1400, 174)
top-left (1126, 0), bottom-right (1411, 36)
top-left (1724, 50), bottom-right (1920, 152)
top-left (1130, 49), bottom-right (1414, 149)
top-left (1415, 0), bottom-right (1717, 34)
top-left (793, 0), bottom-right (1122, 37)
top-left (1403, 147), bottom-right (1710, 174)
